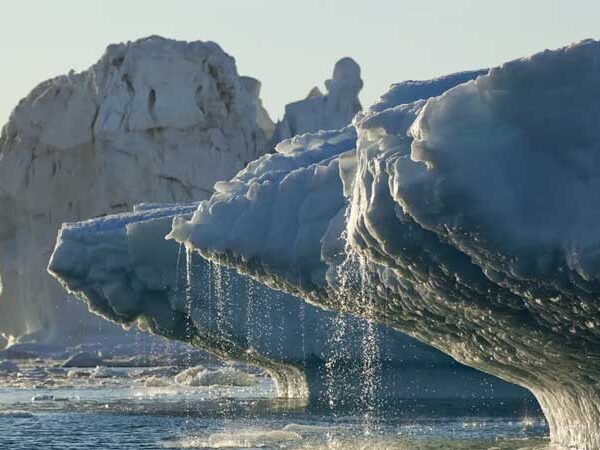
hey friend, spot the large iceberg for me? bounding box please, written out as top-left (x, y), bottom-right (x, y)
top-left (49, 129), bottom-right (528, 404)
top-left (0, 36), bottom-right (274, 340)
top-left (167, 40), bottom-right (600, 449)
top-left (49, 67), bottom-right (527, 404)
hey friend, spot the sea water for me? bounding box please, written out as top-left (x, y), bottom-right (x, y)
top-left (0, 357), bottom-right (549, 450)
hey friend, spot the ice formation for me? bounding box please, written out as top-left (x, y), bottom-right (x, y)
top-left (0, 36), bottom-right (273, 339)
top-left (168, 40), bottom-right (600, 449)
top-left (61, 352), bottom-right (104, 368)
top-left (49, 201), bottom-right (527, 403)
top-left (270, 58), bottom-right (363, 145)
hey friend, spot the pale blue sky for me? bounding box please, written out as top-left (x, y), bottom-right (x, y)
top-left (0, 0), bottom-right (598, 125)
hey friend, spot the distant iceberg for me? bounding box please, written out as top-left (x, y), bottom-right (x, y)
top-left (270, 57), bottom-right (364, 146)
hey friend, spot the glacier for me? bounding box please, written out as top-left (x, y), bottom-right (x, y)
top-left (0, 36), bottom-right (273, 340)
top-left (166, 39), bottom-right (600, 449)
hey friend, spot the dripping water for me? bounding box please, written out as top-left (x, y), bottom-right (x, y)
top-left (299, 299), bottom-right (307, 368)
top-left (245, 278), bottom-right (255, 349)
top-left (324, 248), bottom-right (356, 446)
top-left (212, 262), bottom-right (224, 337)
top-left (273, 290), bottom-right (286, 360)
top-left (358, 253), bottom-right (381, 437)
top-left (184, 247), bottom-right (194, 341)
top-left (183, 246), bottom-right (195, 422)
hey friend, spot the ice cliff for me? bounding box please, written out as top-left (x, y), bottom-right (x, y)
top-left (167, 40), bottom-right (600, 449)
top-left (0, 36), bottom-right (273, 339)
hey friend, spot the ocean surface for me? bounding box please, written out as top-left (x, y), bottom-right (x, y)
top-left (0, 357), bottom-right (550, 450)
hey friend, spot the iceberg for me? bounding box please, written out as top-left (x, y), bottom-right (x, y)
top-left (270, 57), bottom-right (363, 145)
top-left (167, 39), bottom-right (600, 449)
top-left (50, 66), bottom-right (534, 406)
top-left (0, 36), bottom-right (274, 340)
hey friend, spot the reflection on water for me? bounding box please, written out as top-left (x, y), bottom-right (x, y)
top-left (0, 359), bottom-right (548, 450)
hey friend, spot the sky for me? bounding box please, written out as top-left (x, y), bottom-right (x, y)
top-left (0, 0), bottom-right (599, 125)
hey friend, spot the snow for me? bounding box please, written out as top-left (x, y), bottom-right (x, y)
top-left (165, 39), bottom-right (600, 449)
top-left (270, 58), bottom-right (363, 145)
top-left (0, 36), bottom-right (274, 340)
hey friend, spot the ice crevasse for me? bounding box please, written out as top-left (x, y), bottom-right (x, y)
top-left (166, 39), bottom-right (600, 449)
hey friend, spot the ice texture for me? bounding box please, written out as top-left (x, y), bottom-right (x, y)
top-left (0, 36), bottom-right (274, 339)
top-left (49, 201), bottom-right (527, 403)
top-left (168, 40), bottom-right (600, 449)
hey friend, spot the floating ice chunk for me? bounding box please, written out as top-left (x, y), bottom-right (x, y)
top-left (193, 429), bottom-right (302, 448)
top-left (61, 352), bottom-right (104, 368)
top-left (174, 365), bottom-right (205, 385)
top-left (66, 369), bottom-right (91, 379)
top-left (31, 394), bottom-right (77, 402)
top-left (90, 366), bottom-right (128, 378)
top-left (144, 376), bottom-right (171, 388)
top-left (0, 360), bottom-right (19, 374)
top-left (179, 367), bottom-right (257, 387)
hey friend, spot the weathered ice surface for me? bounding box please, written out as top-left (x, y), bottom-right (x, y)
top-left (169, 40), bottom-right (600, 449)
top-left (49, 202), bottom-right (530, 404)
top-left (0, 36), bottom-right (273, 339)
top-left (49, 67), bottom-right (533, 405)
top-left (270, 58), bottom-right (363, 145)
